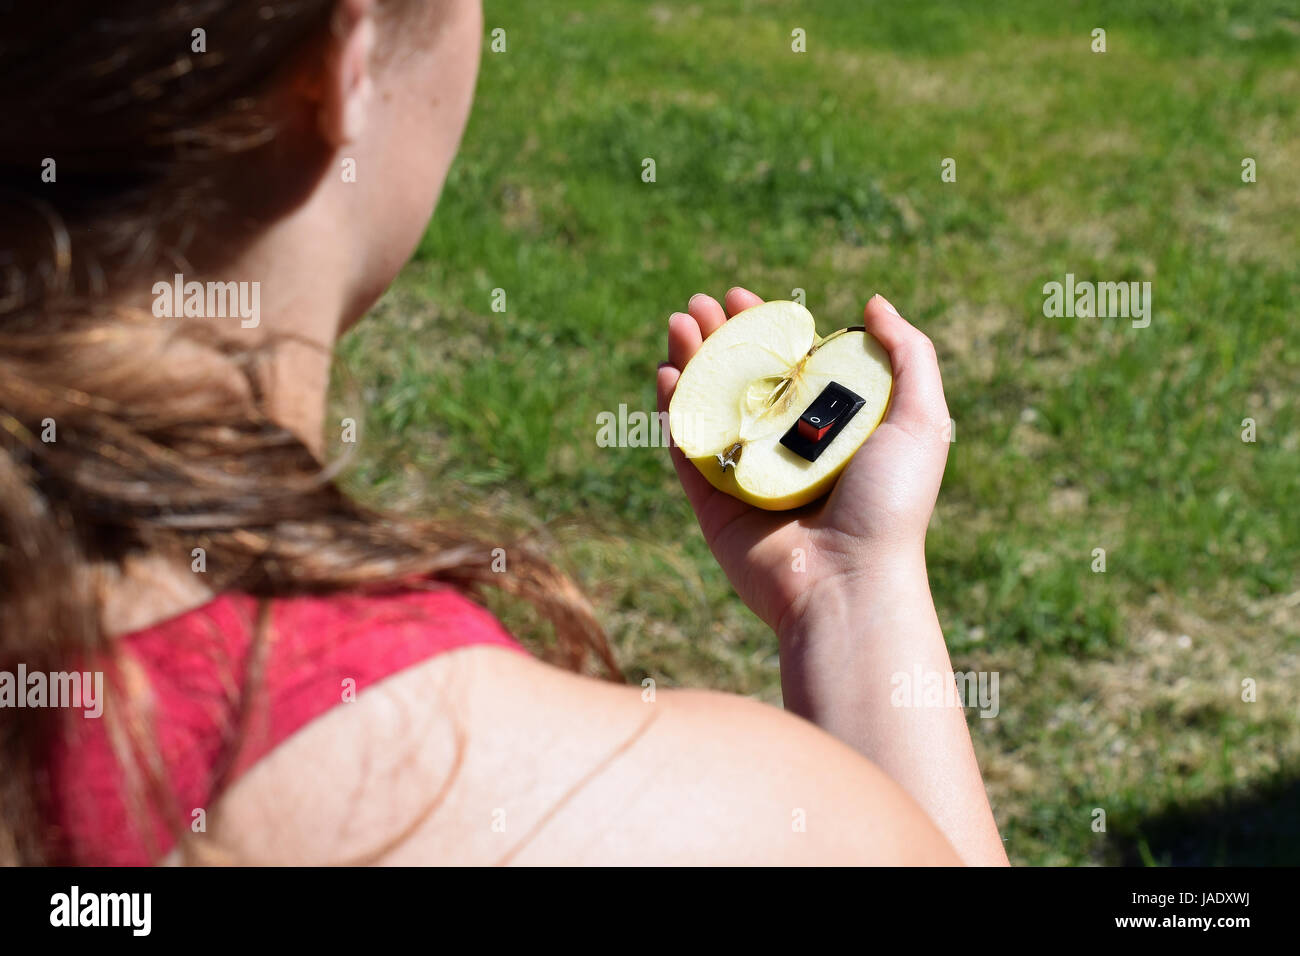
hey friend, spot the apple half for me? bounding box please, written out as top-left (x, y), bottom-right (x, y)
top-left (668, 300), bottom-right (893, 510)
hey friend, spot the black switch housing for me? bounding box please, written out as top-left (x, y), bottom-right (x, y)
top-left (779, 381), bottom-right (867, 462)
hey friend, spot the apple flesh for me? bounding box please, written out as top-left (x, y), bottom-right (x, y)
top-left (668, 300), bottom-right (893, 510)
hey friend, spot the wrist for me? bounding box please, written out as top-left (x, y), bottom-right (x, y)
top-left (775, 543), bottom-right (932, 645)
top-left (774, 545), bottom-right (951, 731)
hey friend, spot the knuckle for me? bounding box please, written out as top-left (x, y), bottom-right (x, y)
top-left (912, 333), bottom-right (938, 361)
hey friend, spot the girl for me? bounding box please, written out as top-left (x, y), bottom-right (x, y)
top-left (0, 0), bottom-right (1005, 865)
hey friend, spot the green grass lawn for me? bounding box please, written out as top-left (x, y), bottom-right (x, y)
top-left (335, 0), bottom-right (1300, 865)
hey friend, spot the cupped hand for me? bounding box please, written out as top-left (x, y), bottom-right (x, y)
top-left (656, 288), bottom-right (952, 635)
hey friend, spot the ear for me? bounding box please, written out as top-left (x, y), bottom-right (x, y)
top-left (316, 0), bottom-right (377, 146)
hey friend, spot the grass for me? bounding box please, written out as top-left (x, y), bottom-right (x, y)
top-left (334, 0), bottom-right (1300, 865)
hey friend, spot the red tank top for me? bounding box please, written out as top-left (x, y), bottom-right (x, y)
top-left (45, 587), bottom-right (524, 865)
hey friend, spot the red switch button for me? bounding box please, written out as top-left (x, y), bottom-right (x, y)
top-left (781, 382), bottom-right (867, 462)
top-left (798, 417), bottom-right (834, 442)
top-left (796, 387), bottom-right (850, 442)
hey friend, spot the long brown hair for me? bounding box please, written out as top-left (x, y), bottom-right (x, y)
top-left (0, 0), bottom-right (617, 865)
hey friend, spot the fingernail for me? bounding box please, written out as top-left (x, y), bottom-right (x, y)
top-left (873, 293), bottom-right (901, 317)
top-left (688, 293), bottom-right (708, 307)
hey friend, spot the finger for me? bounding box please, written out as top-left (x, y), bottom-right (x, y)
top-left (667, 310), bottom-right (702, 370)
top-left (687, 293), bottom-right (727, 339)
top-left (656, 363), bottom-right (718, 512)
top-left (863, 294), bottom-right (949, 433)
top-left (656, 361), bottom-right (679, 416)
top-left (723, 286), bottom-right (764, 317)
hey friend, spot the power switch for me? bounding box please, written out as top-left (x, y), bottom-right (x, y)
top-left (780, 381), bottom-right (867, 462)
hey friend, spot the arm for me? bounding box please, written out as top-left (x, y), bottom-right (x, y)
top-left (778, 558), bottom-right (1007, 865)
top-left (660, 289), bottom-right (1007, 865)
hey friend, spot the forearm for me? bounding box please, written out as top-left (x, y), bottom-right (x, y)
top-left (777, 552), bottom-right (1008, 865)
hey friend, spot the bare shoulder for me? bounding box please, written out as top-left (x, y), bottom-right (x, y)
top-left (212, 647), bottom-right (960, 865)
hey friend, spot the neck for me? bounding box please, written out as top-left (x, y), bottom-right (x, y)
top-left (221, 211), bottom-right (356, 458)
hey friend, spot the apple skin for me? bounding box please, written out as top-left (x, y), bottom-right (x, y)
top-left (686, 449), bottom-right (852, 511)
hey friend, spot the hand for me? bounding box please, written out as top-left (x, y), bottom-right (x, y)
top-left (656, 289), bottom-right (952, 635)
